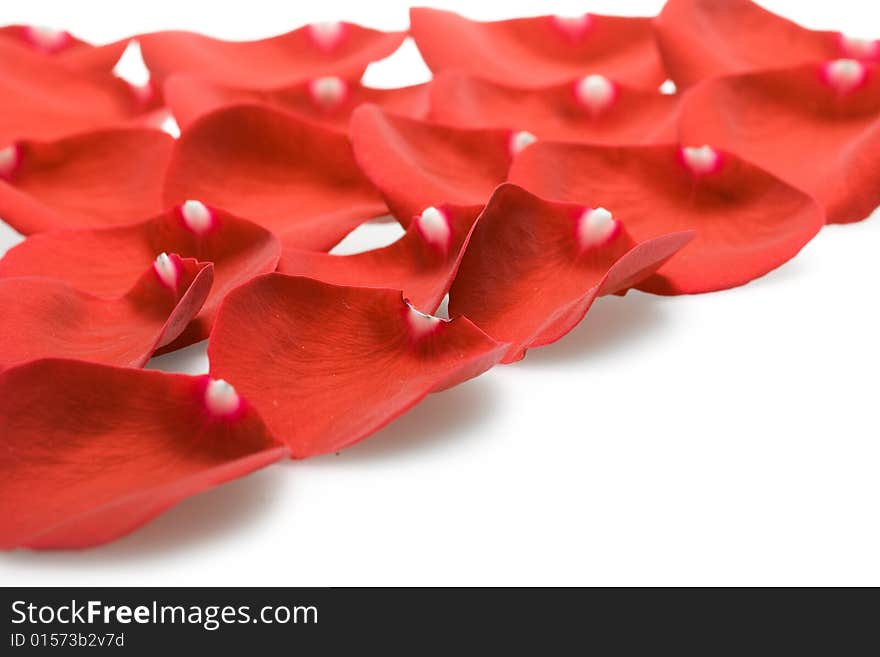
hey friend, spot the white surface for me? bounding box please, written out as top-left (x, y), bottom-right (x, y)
top-left (1, 0), bottom-right (878, 586)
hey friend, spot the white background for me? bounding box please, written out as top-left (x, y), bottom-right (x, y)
top-left (1, 0), bottom-right (878, 586)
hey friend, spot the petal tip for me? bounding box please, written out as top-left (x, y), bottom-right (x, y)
top-left (551, 13), bottom-right (593, 40)
top-left (0, 143), bottom-right (20, 180)
top-left (405, 301), bottom-right (444, 338)
top-left (308, 21), bottom-right (346, 51)
top-left (509, 130), bottom-right (538, 157)
top-left (308, 75), bottom-right (349, 109)
top-left (415, 205), bottom-right (452, 251)
top-left (24, 25), bottom-right (71, 52)
top-left (179, 199), bottom-right (215, 234)
top-left (153, 252), bottom-right (179, 289)
top-left (822, 58), bottom-right (868, 93)
top-left (577, 207), bottom-right (620, 250)
top-left (681, 144), bottom-right (722, 176)
top-left (204, 378), bottom-right (242, 417)
top-left (574, 74), bottom-right (616, 112)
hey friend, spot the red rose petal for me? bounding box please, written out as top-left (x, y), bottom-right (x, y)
top-left (165, 73), bottom-right (430, 132)
top-left (0, 129), bottom-right (173, 234)
top-left (0, 25), bottom-right (129, 74)
top-left (139, 23), bottom-right (406, 89)
top-left (163, 104), bottom-right (388, 250)
top-left (0, 359), bottom-right (285, 549)
top-left (0, 40), bottom-right (157, 145)
top-left (449, 184), bottom-right (693, 362)
top-left (0, 254), bottom-right (212, 370)
top-left (0, 203), bottom-right (279, 349)
top-left (679, 62), bottom-right (880, 224)
top-left (208, 275), bottom-right (507, 458)
top-left (428, 72), bottom-right (680, 145)
top-left (278, 203), bottom-right (480, 313)
top-left (351, 104), bottom-right (516, 221)
top-left (409, 7), bottom-right (666, 89)
top-left (653, 0), bottom-right (870, 88)
top-left (509, 142), bottom-right (824, 294)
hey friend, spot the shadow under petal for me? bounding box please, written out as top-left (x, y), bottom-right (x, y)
top-left (521, 290), bottom-right (669, 366)
top-left (317, 375), bottom-right (501, 464)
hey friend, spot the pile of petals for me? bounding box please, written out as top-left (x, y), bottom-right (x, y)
top-left (1, 2), bottom-right (877, 549)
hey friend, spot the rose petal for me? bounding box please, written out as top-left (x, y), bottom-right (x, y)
top-left (653, 0), bottom-right (867, 88)
top-left (208, 275), bottom-right (507, 458)
top-left (163, 104), bottom-right (388, 250)
top-left (278, 203), bottom-right (481, 313)
top-left (409, 7), bottom-right (666, 89)
top-left (0, 25), bottom-right (129, 74)
top-left (351, 104), bottom-right (515, 221)
top-left (0, 254), bottom-right (212, 369)
top-left (428, 72), bottom-right (680, 145)
top-left (0, 40), bottom-right (157, 145)
top-left (449, 184), bottom-right (693, 362)
top-left (0, 359), bottom-right (285, 549)
top-left (509, 142), bottom-right (824, 294)
top-left (0, 129), bottom-right (173, 234)
top-left (0, 204), bottom-right (279, 349)
top-left (679, 62), bottom-right (880, 224)
top-left (164, 73), bottom-right (430, 132)
top-left (139, 23), bottom-right (406, 89)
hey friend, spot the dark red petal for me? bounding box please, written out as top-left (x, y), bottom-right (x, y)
top-left (679, 62), bottom-right (880, 224)
top-left (449, 184), bottom-right (693, 362)
top-left (165, 73), bottom-right (430, 132)
top-left (0, 359), bottom-right (285, 549)
top-left (0, 203), bottom-right (279, 348)
top-left (410, 7), bottom-right (666, 89)
top-left (653, 0), bottom-right (862, 88)
top-left (509, 142), bottom-right (824, 294)
top-left (163, 104), bottom-right (388, 250)
top-left (0, 254), bottom-right (212, 370)
top-left (428, 72), bottom-right (680, 145)
top-left (278, 203), bottom-right (481, 313)
top-left (0, 129), bottom-right (173, 234)
top-left (0, 40), bottom-right (157, 145)
top-left (139, 23), bottom-right (406, 89)
top-left (351, 104), bottom-right (515, 221)
top-left (208, 275), bottom-right (507, 458)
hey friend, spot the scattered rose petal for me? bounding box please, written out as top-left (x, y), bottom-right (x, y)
top-left (0, 359), bottom-right (285, 549)
top-left (163, 104), bottom-right (388, 250)
top-left (449, 184), bottom-right (694, 362)
top-left (0, 254), bottom-right (212, 370)
top-left (509, 142), bottom-right (824, 294)
top-left (427, 72), bottom-right (680, 145)
top-left (653, 0), bottom-right (870, 88)
top-left (0, 129), bottom-right (173, 234)
top-left (278, 203), bottom-right (481, 313)
top-left (350, 104), bottom-right (514, 221)
top-left (208, 274), bottom-right (507, 458)
top-left (164, 73), bottom-right (430, 132)
top-left (0, 39), bottom-right (158, 145)
top-left (0, 25), bottom-right (129, 74)
top-left (679, 62), bottom-right (880, 223)
top-left (138, 23), bottom-right (406, 89)
top-left (0, 204), bottom-right (279, 349)
top-left (409, 7), bottom-right (666, 89)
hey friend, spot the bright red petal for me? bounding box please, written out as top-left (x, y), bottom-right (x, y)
top-left (679, 62), bottom-right (880, 224)
top-left (410, 7), bottom-right (666, 89)
top-left (165, 73), bottom-right (430, 132)
top-left (0, 204), bottom-right (279, 348)
top-left (208, 275), bottom-right (507, 458)
top-left (0, 359), bottom-right (285, 549)
top-left (0, 254), bottom-right (212, 369)
top-left (139, 23), bottom-right (406, 89)
top-left (509, 142), bottom-right (824, 294)
top-left (163, 104), bottom-right (388, 250)
top-left (0, 40), bottom-right (158, 145)
top-left (278, 203), bottom-right (481, 313)
top-left (653, 0), bottom-right (867, 88)
top-left (0, 129), bottom-right (173, 234)
top-left (428, 72), bottom-right (680, 145)
top-left (0, 25), bottom-right (129, 74)
top-left (351, 104), bottom-right (515, 221)
top-left (449, 184), bottom-right (693, 362)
